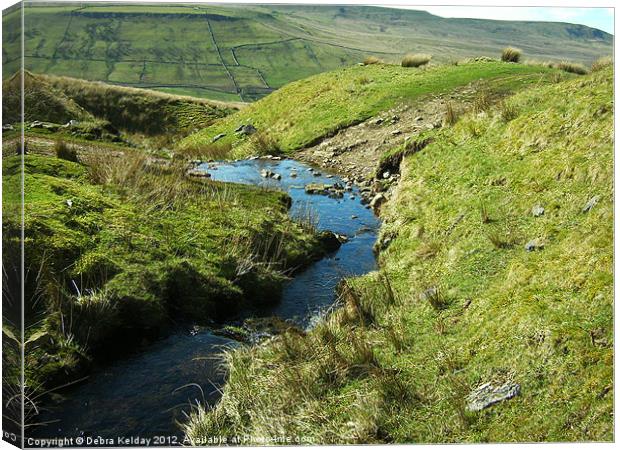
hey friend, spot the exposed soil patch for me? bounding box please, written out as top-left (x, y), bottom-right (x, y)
top-left (297, 82), bottom-right (486, 182)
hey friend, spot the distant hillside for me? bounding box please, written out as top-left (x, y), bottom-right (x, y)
top-left (2, 71), bottom-right (238, 135)
top-left (2, 3), bottom-right (612, 102)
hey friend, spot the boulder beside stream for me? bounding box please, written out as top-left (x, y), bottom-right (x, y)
top-left (319, 231), bottom-right (343, 253)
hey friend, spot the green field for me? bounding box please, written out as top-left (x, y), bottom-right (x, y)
top-left (2, 3), bottom-right (612, 102)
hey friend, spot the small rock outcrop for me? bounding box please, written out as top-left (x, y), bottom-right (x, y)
top-left (531, 205), bottom-right (545, 217)
top-left (466, 382), bottom-right (520, 412)
top-left (582, 195), bottom-right (600, 213)
top-left (524, 238), bottom-right (545, 252)
top-left (212, 133), bottom-right (226, 143)
top-left (236, 124), bottom-right (257, 136)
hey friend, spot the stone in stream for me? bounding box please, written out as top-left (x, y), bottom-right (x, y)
top-left (305, 183), bottom-right (330, 195)
top-left (187, 169), bottom-right (211, 178)
top-left (466, 382), bottom-right (520, 412)
top-left (335, 234), bottom-right (349, 243)
top-left (318, 231), bottom-right (343, 252)
top-left (370, 193), bottom-right (387, 209)
top-left (271, 173), bottom-right (282, 181)
top-left (290, 171), bottom-right (298, 178)
top-left (260, 169), bottom-right (273, 178)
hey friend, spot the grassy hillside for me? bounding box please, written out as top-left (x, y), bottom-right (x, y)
top-left (2, 71), bottom-right (238, 137)
top-left (2, 3), bottom-right (611, 101)
top-left (178, 60), bottom-right (563, 157)
top-left (2, 151), bottom-right (336, 391)
top-left (38, 73), bottom-right (239, 135)
top-left (2, 71), bottom-right (94, 124)
top-left (185, 68), bottom-right (613, 443)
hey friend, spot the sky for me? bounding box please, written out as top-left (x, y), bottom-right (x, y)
top-left (394, 6), bottom-right (614, 34)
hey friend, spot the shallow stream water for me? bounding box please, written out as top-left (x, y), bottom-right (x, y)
top-left (32, 158), bottom-right (380, 444)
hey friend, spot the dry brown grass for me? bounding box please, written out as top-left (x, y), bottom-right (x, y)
top-left (363, 56), bottom-right (382, 65)
top-left (54, 140), bottom-right (79, 162)
top-left (499, 100), bottom-right (519, 122)
top-left (591, 56), bottom-right (613, 72)
top-left (472, 90), bottom-right (493, 114)
top-left (555, 61), bottom-right (588, 75)
top-left (443, 102), bottom-right (460, 126)
top-left (401, 53), bottom-right (432, 68)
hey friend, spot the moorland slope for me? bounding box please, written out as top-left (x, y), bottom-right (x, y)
top-left (2, 3), bottom-right (612, 101)
top-left (184, 64), bottom-right (613, 443)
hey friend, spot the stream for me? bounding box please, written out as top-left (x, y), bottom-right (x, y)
top-left (31, 158), bottom-right (380, 445)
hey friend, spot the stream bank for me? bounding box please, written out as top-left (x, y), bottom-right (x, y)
top-left (30, 157), bottom-right (380, 444)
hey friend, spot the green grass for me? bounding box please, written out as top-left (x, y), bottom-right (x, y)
top-left (179, 61), bottom-right (560, 157)
top-left (3, 3), bottom-right (611, 101)
top-left (2, 153), bottom-right (330, 391)
top-left (185, 68), bottom-right (613, 443)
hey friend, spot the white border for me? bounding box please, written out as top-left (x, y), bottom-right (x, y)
top-left (0, 2), bottom-right (616, 450)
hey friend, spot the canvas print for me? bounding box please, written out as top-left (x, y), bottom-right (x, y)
top-left (1, 1), bottom-right (614, 447)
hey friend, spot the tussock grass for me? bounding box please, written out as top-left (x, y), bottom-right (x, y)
top-left (487, 228), bottom-right (514, 249)
top-left (444, 101), bottom-right (460, 126)
top-left (501, 47), bottom-right (522, 63)
top-left (499, 99), bottom-right (519, 122)
top-left (54, 140), bottom-right (79, 162)
top-left (363, 56), bottom-right (382, 65)
top-left (249, 132), bottom-right (282, 156)
top-left (554, 61), bottom-right (588, 75)
top-left (591, 56), bottom-right (613, 72)
top-left (479, 201), bottom-right (492, 224)
top-left (472, 90), bottom-right (493, 114)
top-left (524, 59), bottom-right (555, 68)
top-left (401, 53), bottom-right (432, 68)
